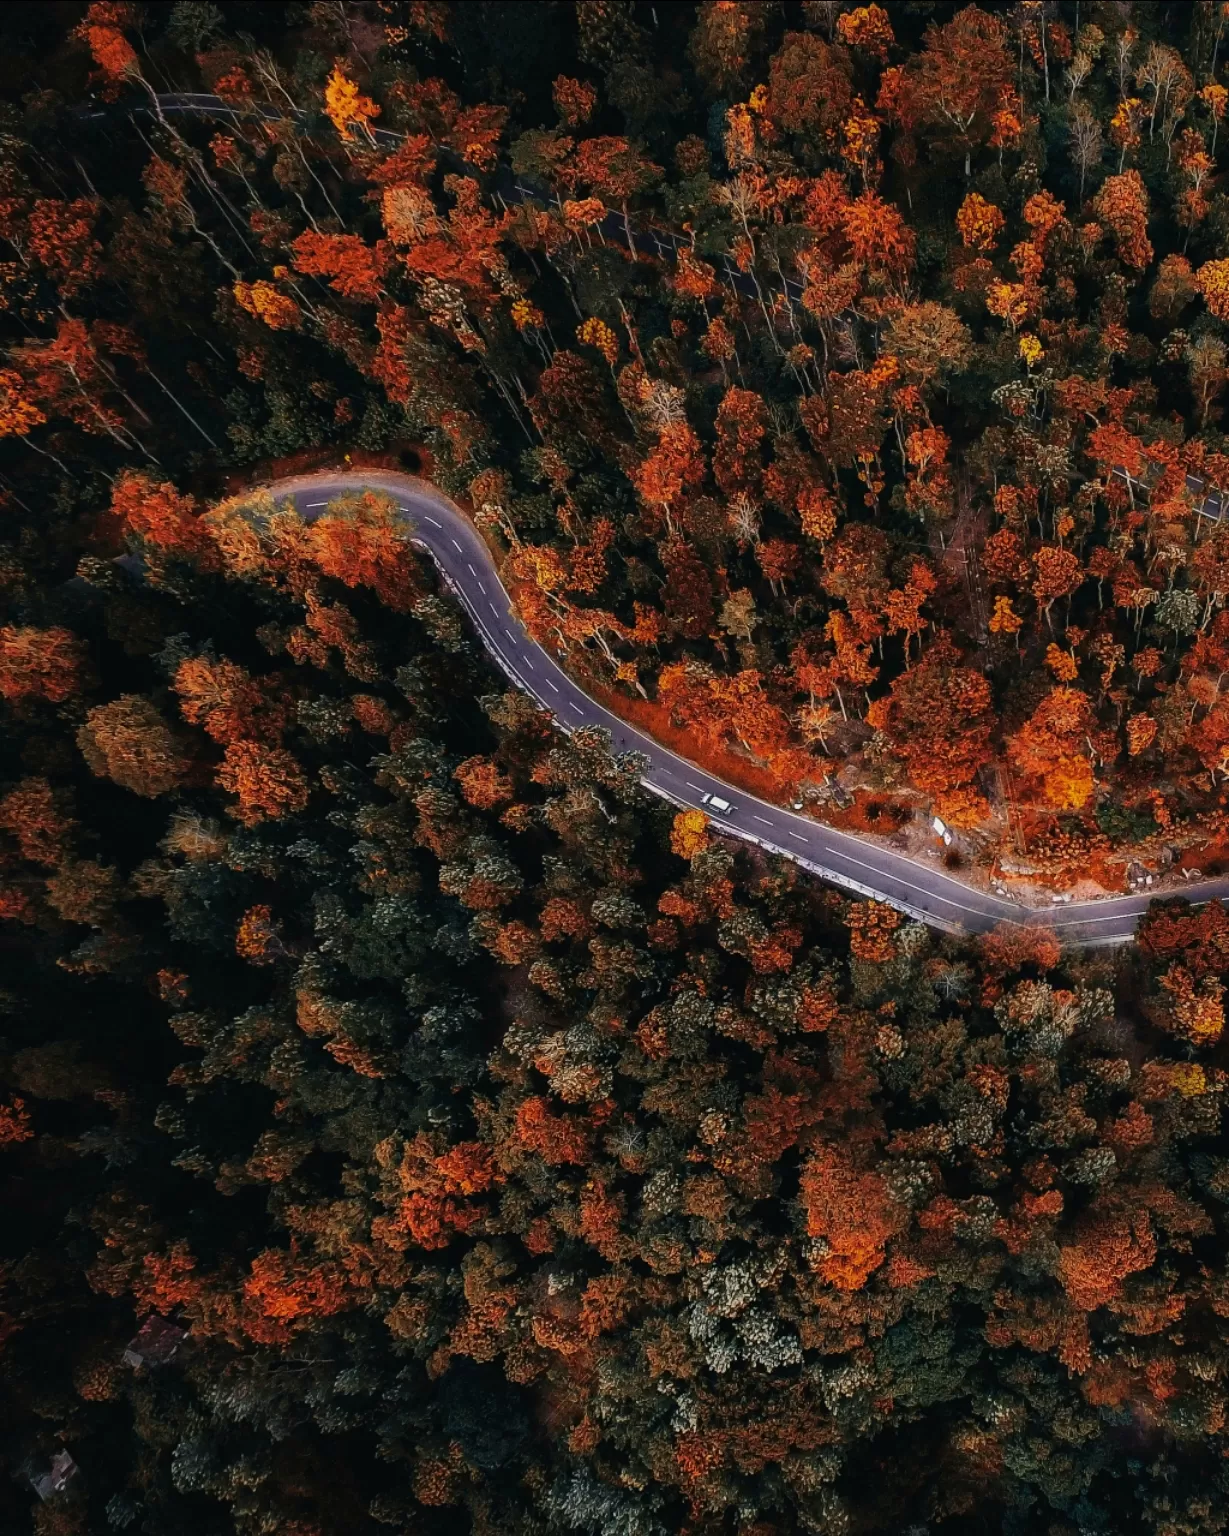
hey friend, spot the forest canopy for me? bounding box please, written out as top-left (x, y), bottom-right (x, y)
top-left (4, 2), bottom-right (1229, 1534)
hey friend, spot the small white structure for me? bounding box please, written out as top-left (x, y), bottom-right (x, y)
top-left (123, 1314), bottom-right (186, 1369)
top-left (30, 1450), bottom-right (77, 1502)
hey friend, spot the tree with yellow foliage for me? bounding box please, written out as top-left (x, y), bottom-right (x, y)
top-left (324, 64), bottom-right (381, 143)
top-left (955, 192), bottom-right (1005, 252)
top-left (670, 808), bottom-right (710, 859)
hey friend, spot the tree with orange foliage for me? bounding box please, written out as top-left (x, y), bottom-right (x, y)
top-left (870, 642), bottom-right (993, 801)
top-left (570, 137), bottom-right (661, 255)
top-left (454, 755), bottom-right (514, 810)
top-left (844, 898), bottom-right (901, 962)
top-left (979, 920), bottom-right (1061, 978)
top-left (843, 191), bottom-right (915, 281)
top-left (513, 1095), bottom-right (592, 1165)
top-left (1032, 545), bottom-right (1084, 632)
top-left (110, 469), bottom-right (216, 564)
top-left (233, 280), bottom-right (301, 331)
top-left (1195, 257), bottom-right (1229, 321)
top-left (371, 1132), bottom-right (501, 1254)
top-left (1057, 1199), bottom-right (1158, 1312)
top-left (837, 4), bottom-right (895, 61)
top-left (713, 386), bottom-right (767, 497)
top-left (632, 421), bottom-right (706, 532)
top-left (241, 1247), bottom-right (363, 1345)
top-left (174, 656), bottom-right (288, 745)
top-left (552, 75), bottom-right (597, 127)
top-left (1007, 686), bottom-right (1097, 810)
top-left (217, 741), bottom-right (310, 824)
top-left (1093, 169), bottom-right (1154, 274)
top-left (800, 1143), bottom-right (906, 1289)
top-left (0, 778), bottom-right (75, 867)
top-left (0, 368), bottom-right (47, 441)
top-left (27, 198), bottom-right (103, 300)
top-left (0, 626), bottom-right (89, 704)
top-left (236, 904), bottom-right (283, 966)
top-left (1155, 964), bottom-right (1225, 1047)
top-left (75, 1), bottom-right (138, 93)
top-left (305, 491), bottom-right (423, 613)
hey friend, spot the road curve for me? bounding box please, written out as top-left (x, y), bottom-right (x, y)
top-left (263, 471), bottom-right (1225, 947)
top-left (94, 94), bottom-right (1228, 943)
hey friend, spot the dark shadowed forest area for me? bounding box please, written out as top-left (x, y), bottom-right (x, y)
top-left (5, 3), bottom-right (1229, 1534)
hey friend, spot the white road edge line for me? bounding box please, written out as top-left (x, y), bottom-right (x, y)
top-left (255, 468), bottom-right (1229, 944)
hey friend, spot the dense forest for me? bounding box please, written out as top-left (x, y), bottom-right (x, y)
top-left (4, 1), bottom-right (1229, 1532)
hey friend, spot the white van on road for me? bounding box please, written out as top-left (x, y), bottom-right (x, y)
top-left (699, 792), bottom-right (735, 815)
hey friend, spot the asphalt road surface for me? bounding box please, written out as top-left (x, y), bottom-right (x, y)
top-left (95, 95), bottom-right (1229, 944)
top-left (268, 472), bottom-right (1229, 947)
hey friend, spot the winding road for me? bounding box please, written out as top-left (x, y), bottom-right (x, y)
top-left (273, 471), bottom-right (1228, 947)
top-left (91, 92), bottom-right (1229, 943)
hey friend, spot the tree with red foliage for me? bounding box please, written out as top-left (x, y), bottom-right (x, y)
top-left (765, 32), bottom-right (854, 159)
top-left (869, 642), bottom-right (993, 807)
top-left (569, 137), bottom-right (661, 254)
top-left (513, 1096), bottom-right (592, 1165)
top-left (0, 778), bottom-right (76, 867)
top-left (27, 198), bottom-right (103, 300)
top-left (454, 755), bottom-right (514, 809)
top-left (713, 386), bottom-right (767, 498)
top-left (660, 537), bottom-right (715, 640)
top-left (290, 231), bottom-right (391, 304)
top-left (632, 421), bottom-right (706, 531)
top-left (903, 5), bottom-right (1015, 177)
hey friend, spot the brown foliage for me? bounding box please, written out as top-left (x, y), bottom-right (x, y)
top-left (78, 696), bottom-right (190, 797)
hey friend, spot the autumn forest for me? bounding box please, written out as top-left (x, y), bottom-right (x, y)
top-left (6, 1), bottom-right (1229, 1533)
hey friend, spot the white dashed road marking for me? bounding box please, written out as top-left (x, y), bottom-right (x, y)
top-left (249, 468), bottom-right (1229, 944)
